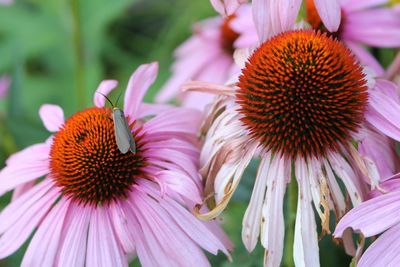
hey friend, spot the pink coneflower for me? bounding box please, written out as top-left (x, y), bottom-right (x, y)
top-left (155, 6), bottom-right (253, 110)
top-left (190, 29), bottom-right (400, 266)
top-left (0, 75), bottom-right (10, 98)
top-left (305, 0), bottom-right (400, 75)
top-left (334, 177), bottom-right (400, 266)
top-left (0, 62), bottom-right (231, 267)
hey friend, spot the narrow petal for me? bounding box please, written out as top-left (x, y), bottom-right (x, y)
top-left (277, 0), bottom-right (302, 33)
top-left (138, 179), bottom-right (230, 256)
top-left (132, 191), bottom-right (211, 266)
top-left (252, 0), bottom-right (272, 42)
top-left (21, 198), bottom-right (70, 267)
top-left (260, 155), bottom-right (288, 267)
top-left (0, 180), bottom-right (58, 258)
top-left (334, 191), bottom-right (400, 237)
top-left (242, 153), bottom-right (271, 252)
top-left (314, 0), bottom-right (341, 32)
top-left (39, 104), bottom-right (65, 132)
top-left (56, 204), bottom-right (92, 267)
top-left (124, 62), bottom-right (159, 122)
top-left (93, 80), bottom-right (118, 108)
top-left (86, 208), bottom-right (127, 267)
top-left (293, 158), bottom-right (320, 267)
top-left (11, 181), bottom-right (36, 201)
top-left (109, 201), bottom-right (137, 254)
top-left (358, 224), bottom-right (400, 267)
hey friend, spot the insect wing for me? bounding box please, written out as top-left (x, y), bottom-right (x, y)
top-left (113, 109), bottom-right (136, 153)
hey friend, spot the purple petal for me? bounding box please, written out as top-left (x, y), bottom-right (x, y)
top-left (93, 80), bottom-right (118, 108)
top-left (39, 104), bottom-right (65, 132)
top-left (314, 0), bottom-right (341, 32)
top-left (21, 198), bottom-right (70, 267)
top-left (334, 191), bottom-right (400, 238)
top-left (124, 62), bottom-right (159, 122)
top-left (341, 0), bottom-right (388, 13)
top-left (358, 223), bottom-right (400, 267)
top-left (86, 208), bottom-right (127, 267)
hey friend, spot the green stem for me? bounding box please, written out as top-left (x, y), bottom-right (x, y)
top-left (283, 173), bottom-right (298, 267)
top-left (71, 0), bottom-right (85, 110)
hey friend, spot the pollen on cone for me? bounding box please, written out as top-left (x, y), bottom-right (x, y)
top-left (237, 30), bottom-right (368, 159)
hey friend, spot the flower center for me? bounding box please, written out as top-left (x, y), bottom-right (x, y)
top-left (305, 0), bottom-right (345, 38)
top-left (237, 30), bottom-right (368, 159)
top-left (49, 107), bottom-right (144, 205)
top-left (220, 16), bottom-right (239, 55)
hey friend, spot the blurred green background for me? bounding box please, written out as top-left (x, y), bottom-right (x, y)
top-left (0, 0), bottom-right (355, 266)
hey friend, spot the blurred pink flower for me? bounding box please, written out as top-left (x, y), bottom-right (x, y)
top-left (334, 177), bottom-right (400, 266)
top-left (305, 0), bottom-right (400, 76)
top-left (0, 62), bottom-right (231, 267)
top-left (190, 30), bottom-right (400, 267)
top-left (0, 75), bottom-right (10, 98)
top-left (0, 0), bottom-right (13, 5)
top-left (210, 0), bottom-right (248, 16)
top-left (155, 5), bottom-right (254, 110)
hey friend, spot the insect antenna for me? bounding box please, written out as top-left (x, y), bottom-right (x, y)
top-left (96, 92), bottom-right (115, 108)
top-left (115, 92), bottom-right (123, 108)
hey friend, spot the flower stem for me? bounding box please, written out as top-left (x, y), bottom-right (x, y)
top-left (283, 174), bottom-right (298, 267)
top-left (71, 0), bottom-right (85, 110)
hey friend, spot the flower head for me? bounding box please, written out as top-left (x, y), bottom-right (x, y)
top-left (0, 62), bottom-right (231, 267)
top-left (0, 75), bottom-right (10, 98)
top-left (191, 28), bottom-right (399, 266)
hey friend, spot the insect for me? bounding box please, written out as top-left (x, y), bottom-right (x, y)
top-left (97, 92), bottom-right (136, 154)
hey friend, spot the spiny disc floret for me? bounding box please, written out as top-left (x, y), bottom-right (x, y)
top-left (50, 107), bottom-right (143, 205)
top-left (237, 30), bottom-right (368, 159)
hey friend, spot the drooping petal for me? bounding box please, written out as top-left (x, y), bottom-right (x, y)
top-left (86, 207), bottom-right (127, 267)
top-left (11, 181), bottom-right (36, 201)
top-left (137, 103), bottom-right (172, 118)
top-left (39, 104), bottom-right (65, 132)
top-left (242, 152), bottom-right (271, 252)
top-left (56, 204), bottom-right (92, 267)
top-left (124, 62), bottom-right (159, 122)
top-left (93, 80), bottom-right (118, 108)
top-left (293, 158), bottom-right (320, 267)
top-left (21, 198), bottom-right (70, 267)
top-left (252, 0), bottom-right (272, 42)
top-left (260, 155), bottom-right (288, 267)
top-left (358, 223), bottom-right (400, 267)
top-left (334, 191), bottom-right (400, 238)
top-left (0, 180), bottom-right (58, 259)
